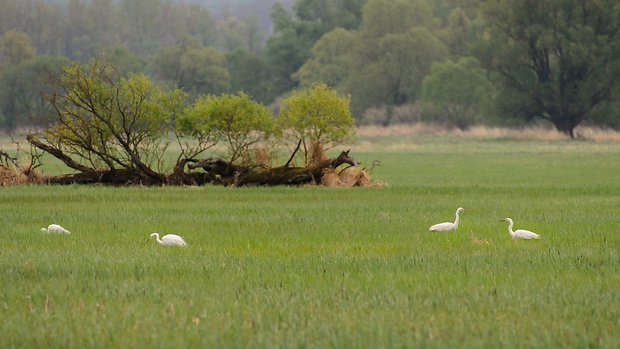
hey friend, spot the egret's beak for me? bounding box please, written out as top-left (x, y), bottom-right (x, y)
top-left (500, 219), bottom-right (506, 222)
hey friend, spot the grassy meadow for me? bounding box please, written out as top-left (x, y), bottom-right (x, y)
top-left (1, 131), bottom-right (619, 348)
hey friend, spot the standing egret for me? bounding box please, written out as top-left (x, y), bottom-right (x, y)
top-left (501, 218), bottom-right (540, 240)
top-left (429, 207), bottom-right (465, 232)
top-left (41, 224), bottom-right (71, 234)
top-left (146, 232), bottom-right (187, 246)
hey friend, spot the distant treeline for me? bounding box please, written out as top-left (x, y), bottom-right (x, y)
top-left (1, 0), bottom-right (619, 137)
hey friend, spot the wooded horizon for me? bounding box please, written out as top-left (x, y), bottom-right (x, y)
top-left (1, 0), bottom-right (619, 137)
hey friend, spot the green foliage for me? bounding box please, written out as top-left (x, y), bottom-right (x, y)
top-left (117, 0), bottom-right (216, 56)
top-left (4, 0), bottom-right (619, 133)
top-left (153, 38), bottom-right (231, 102)
top-left (355, 0), bottom-right (448, 113)
top-left (0, 30), bottom-right (36, 68)
top-left (179, 92), bottom-right (277, 164)
top-left (225, 49), bottom-right (273, 104)
top-left (376, 27), bottom-right (447, 100)
top-left (265, 0), bottom-right (367, 99)
top-left (297, 0), bottom-right (448, 120)
top-left (295, 0), bottom-right (366, 30)
top-left (360, 0), bottom-right (433, 38)
top-left (293, 28), bottom-right (359, 89)
top-left (478, 0), bottom-right (620, 137)
top-left (422, 57), bottom-right (491, 130)
top-left (265, 4), bottom-right (315, 98)
top-left (278, 83), bottom-right (355, 165)
top-left (39, 61), bottom-right (186, 172)
top-left (215, 17), bottom-right (263, 53)
top-left (587, 87), bottom-right (620, 129)
top-left (429, 0), bottom-right (480, 24)
top-left (97, 45), bottom-right (147, 77)
top-left (435, 7), bottom-right (482, 59)
top-left (0, 55), bottom-right (70, 130)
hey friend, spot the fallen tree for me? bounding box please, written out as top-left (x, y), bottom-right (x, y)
top-left (24, 60), bottom-right (375, 187)
top-left (31, 143), bottom-right (363, 186)
top-left (184, 150), bottom-right (360, 186)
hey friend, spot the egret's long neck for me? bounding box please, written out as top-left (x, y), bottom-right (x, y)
top-left (507, 220), bottom-right (514, 237)
top-left (454, 211), bottom-right (460, 229)
top-left (154, 234), bottom-right (163, 245)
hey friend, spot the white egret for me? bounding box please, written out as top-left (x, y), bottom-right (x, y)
top-left (501, 218), bottom-right (540, 240)
top-left (429, 207), bottom-right (465, 232)
top-left (146, 232), bottom-right (187, 246)
top-left (41, 224), bottom-right (71, 234)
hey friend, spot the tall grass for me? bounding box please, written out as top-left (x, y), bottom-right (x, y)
top-left (1, 136), bottom-right (619, 348)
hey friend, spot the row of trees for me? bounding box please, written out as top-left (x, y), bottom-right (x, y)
top-left (22, 60), bottom-right (358, 186)
top-left (1, 0), bottom-right (620, 137)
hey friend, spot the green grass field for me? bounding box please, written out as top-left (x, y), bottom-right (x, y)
top-left (1, 134), bottom-right (619, 348)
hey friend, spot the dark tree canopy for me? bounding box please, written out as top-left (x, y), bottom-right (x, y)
top-left (265, 0), bottom-right (367, 99)
top-left (478, 0), bottom-right (620, 137)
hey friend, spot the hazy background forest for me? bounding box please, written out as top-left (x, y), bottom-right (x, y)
top-left (1, 0), bottom-right (619, 137)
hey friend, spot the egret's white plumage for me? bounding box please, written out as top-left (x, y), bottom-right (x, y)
top-left (146, 232), bottom-right (187, 246)
top-left (429, 207), bottom-right (465, 232)
top-left (501, 218), bottom-right (540, 240)
top-left (41, 224), bottom-right (71, 234)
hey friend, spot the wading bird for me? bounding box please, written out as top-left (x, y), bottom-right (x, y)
top-left (501, 218), bottom-right (540, 240)
top-left (41, 224), bottom-right (71, 234)
top-left (429, 207), bottom-right (465, 232)
top-left (146, 232), bottom-right (187, 246)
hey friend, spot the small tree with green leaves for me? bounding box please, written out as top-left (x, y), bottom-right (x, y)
top-left (178, 92), bottom-right (278, 166)
top-left (29, 60), bottom-right (186, 183)
top-left (278, 83), bottom-right (355, 166)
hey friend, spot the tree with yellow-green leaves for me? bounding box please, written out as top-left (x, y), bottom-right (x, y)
top-left (278, 83), bottom-right (355, 167)
top-left (28, 59), bottom-right (186, 184)
top-left (25, 62), bottom-right (363, 186)
top-left (177, 92), bottom-right (278, 166)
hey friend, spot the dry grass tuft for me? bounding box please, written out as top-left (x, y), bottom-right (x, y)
top-left (574, 127), bottom-right (620, 142)
top-left (0, 166), bottom-right (46, 186)
top-left (321, 169), bottom-right (344, 187)
top-left (309, 142), bottom-right (328, 165)
top-left (253, 146), bottom-right (272, 168)
top-left (463, 125), bottom-right (570, 141)
top-left (470, 232), bottom-right (491, 245)
top-left (321, 167), bottom-right (386, 187)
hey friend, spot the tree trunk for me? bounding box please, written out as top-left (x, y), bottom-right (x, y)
top-left (551, 115), bottom-right (578, 139)
top-left (28, 135), bottom-right (170, 185)
top-left (185, 150), bottom-right (360, 187)
top-left (26, 135), bottom-right (94, 173)
top-left (34, 145), bottom-right (361, 187)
